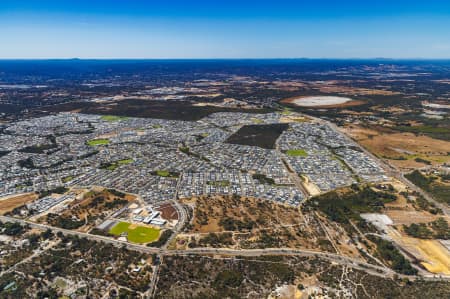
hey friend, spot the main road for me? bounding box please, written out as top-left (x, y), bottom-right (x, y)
top-left (2, 215), bottom-right (449, 282)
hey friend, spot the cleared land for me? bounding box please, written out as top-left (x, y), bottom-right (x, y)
top-left (343, 125), bottom-right (450, 169)
top-left (109, 221), bottom-right (160, 244)
top-left (386, 210), bottom-right (439, 225)
top-left (418, 239), bottom-right (450, 275)
top-left (226, 123), bottom-right (288, 149)
top-left (0, 193), bottom-right (38, 215)
top-left (388, 228), bottom-right (450, 275)
top-left (156, 203), bottom-right (178, 220)
top-left (183, 195), bottom-right (305, 234)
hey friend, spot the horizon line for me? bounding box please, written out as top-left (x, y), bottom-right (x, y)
top-left (1, 57), bottom-right (450, 61)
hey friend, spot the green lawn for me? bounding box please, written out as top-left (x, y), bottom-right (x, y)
top-left (109, 222), bottom-right (160, 244)
top-left (103, 164), bottom-right (118, 171)
top-left (62, 176), bottom-right (73, 183)
top-left (100, 159), bottom-right (133, 171)
top-left (152, 170), bottom-right (179, 178)
top-left (207, 180), bottom-right (230, 187)
top-left (118, 159), bottom-right (133, 165)
top-left (286, 149), bottom-right (308, 157)
top-left (155, 170), bottom-right (170, 177)
top-left (87, 139), bottom-right (110, 146)
top-left (100, 115), bottom-right (129, 122)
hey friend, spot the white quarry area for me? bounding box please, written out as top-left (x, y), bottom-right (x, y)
top-left (290, 96), bottom-right (353, 107)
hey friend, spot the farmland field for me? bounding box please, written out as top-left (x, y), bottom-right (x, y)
top-left (109, 221), bottom-right (160, 243)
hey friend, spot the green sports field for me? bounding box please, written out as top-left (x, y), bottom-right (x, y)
top-left (152, 170), bottom-right (179, 178)
top-left (109, 222), bottom-right (160, 244)
top-left (87, 138), bottom-right (110, 146)
top-left (155, 170), bottom-right (170, 177)
top-left (286, 149), bottom-right (308, 157)
top-left (206, 180), bottom-right (230, 187)
top-left (100, 115), bottom-right (129, 122)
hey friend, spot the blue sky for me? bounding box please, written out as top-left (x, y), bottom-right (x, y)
top-left (1, 0), bottom-right (450, 58)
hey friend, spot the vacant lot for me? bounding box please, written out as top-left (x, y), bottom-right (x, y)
top-left (156, 203), bottom-right (178, 220)
top-left (177, 195), bottom-right (359, 256)
top-left (109, 221), bottom-right (160, 244)
top-left (394, 124), bottom-right (450, 141)
top-left (226, 123), bottom-right (288, 149)
top-left (184, 195), bottom-right (304, 234)
top-left (388, 228), bottom-right (450, 275)
top-left (343, 125), bottom-right (450, 169)
top-left (0, 193), bottom-right (37, 215)
top-left (386, 210), bottom-right (439, 225)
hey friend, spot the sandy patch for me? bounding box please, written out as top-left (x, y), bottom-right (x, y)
top-left (269, 284), bottom-right (300, 299)
top-left (385, 210), bottom-right (439, 225)
top-left (300, 175), bottom-right (321, 196)
top-left (360, 213), bottom-right (393, 232)
top-left (418, 240), bottom-right (450, 274)
top-left (388, 228), bottom-right (450, 275)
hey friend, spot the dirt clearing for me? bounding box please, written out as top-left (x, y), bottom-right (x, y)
top-left (388, 228), bottom-right (450, 275)
top-left (343, 125), bottom-right (450, 169)
top-left (0, 193), bottom-right (37, 215)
